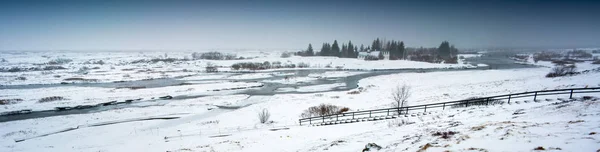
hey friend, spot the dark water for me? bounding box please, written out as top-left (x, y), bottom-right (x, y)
top-left (0, 53), bottom-right (536, 122)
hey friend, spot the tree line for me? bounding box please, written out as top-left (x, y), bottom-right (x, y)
top-left (296, 38), bottom-right (459, 63)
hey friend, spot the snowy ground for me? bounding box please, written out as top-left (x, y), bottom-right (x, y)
top-left (0, 51), bottom-right (481, 86)
top-left (1, 51), bottom-right (599, 152)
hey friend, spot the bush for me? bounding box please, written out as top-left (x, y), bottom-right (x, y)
top-left (38, 96), bottom-right (65, 103)
top-left (364, 55), bottom-right (379, 61)
top-left (43, 66), bottom-right (67, 71)
top-left (15, 76), bottom-right (26, 80)
top-left (592, 60), bottom-right (600, 65)
top-left (0, 99), bottom-right (23, 105)
top-left (280, 52), bottom-right (292, 58)
top-left (568, 50), bottom-right (592, 58)
top-left (546, 65), bottom-right (577, 78)
top-left (451, 97), bottom-right (503, 108)
top-left (300, 104), bottom-right (349, 118)
top-left (533, 52), bottom-right (561, 62)
top-left (47, 58), bottom-right (72, 65)
top-left (192, 52), bottom-right (237, 60)
top-left (0, 58), bottom-right (7, 62)
top-left (258, 108), bottom-right (271, 124)
top-left (387, 118), bottom-right (414, 127)
top-left (297, 62), bottom-right (310, 68)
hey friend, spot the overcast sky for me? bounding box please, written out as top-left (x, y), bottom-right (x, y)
top-left (1, 0), bottom-right (599, 51)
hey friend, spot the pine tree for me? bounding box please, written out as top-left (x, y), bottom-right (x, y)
top-left (438, 41), bottom-right (451, 58)
top-left (320, 43), bottom-right (330, 56)
top-left (360, 44), bottom-right (365, 52)
top-left (371, 38), bottom-right (381, 51)
top-left (347, 41), bottom-right (354, 58)
top-left (399, 41), bottom-right (405, 60)
top-left (341, 44), bottom-right (348, 58)
top-left (306, 44), bottom-right (314, 56)
top-left (331, 40), bottom-right (340, 57)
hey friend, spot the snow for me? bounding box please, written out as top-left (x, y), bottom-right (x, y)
top-left (0, 81), bottom-right (262, 113)
top-left (1, 50), bottom-right (600, 152)
top-left (307, 71), bottom-right (365, 78)
top-left (276, 83), bottom-right (346, 92)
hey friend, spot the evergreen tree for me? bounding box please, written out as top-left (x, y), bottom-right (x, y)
top-left (331, 40), bottom-right (340, 57)
top-left (438, 41), bottom-right (451, 58)
top-left (306, 44), bottom-right (314, 56)
top-left (352, 46), bottom-right (358, 58)
top-left (360, 44), bottom-right (365, 52)
top-left (320, 43), bottom-right (330, 56)
top-left (347, 41), bottom-right (354, 58)
top-left (399, 41), bottom-right (405, 60)
top-left (371, 38), bottom-right (381, 51)
top-left (341, 44), bottom-right (348, 58)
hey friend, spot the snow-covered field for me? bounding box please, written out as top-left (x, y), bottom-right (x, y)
top-left (0, 51), bottom-right (482, 86)
top-left (1, 50), bottom-right (599, 152)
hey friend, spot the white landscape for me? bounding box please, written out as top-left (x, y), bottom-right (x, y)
top-left (1, 49), bottom-right (599, 152)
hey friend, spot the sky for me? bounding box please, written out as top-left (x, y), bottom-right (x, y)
top-left (1, 0), bottom-right (599, 51)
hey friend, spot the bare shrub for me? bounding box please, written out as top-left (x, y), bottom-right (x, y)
top-left (205, 62), bottom-right (218, 72)
top-left (546, 65), bottom-right (577, 78)
top-left (387, 118), bottom-right (414, 127)
top-left (280, 52), bottom-right (292, 58)
top-left (300, 104), bottom-right (349, 118)
top-left (0, 99), bottom-right (23, 105)
top-left (391, 84), bottom-right (411, 109)
top-left (452, 97), bottom-right (503, 108)
top-left (297, 62), bottom-right (310, 68)
top-left (47, 58), bottom-right (72, 65)
top-left (38, 96), bottom-right (65, 103)
top-left (258, 108), bottom-right (271, 124)
top-left (338, 107), bottom-right (350, 113)
top-left (15, 76), bottom-right (26, 80)
top-left (432, 131), bottom-right (458, 139)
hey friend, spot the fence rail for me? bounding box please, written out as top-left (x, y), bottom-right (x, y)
top-left (299, 87), bottom-right (600, 125)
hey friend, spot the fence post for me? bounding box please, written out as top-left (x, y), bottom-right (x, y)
top-left (387, 109), bottom-right (389, 116)
top-left (369, 111), bottom-right (372, 117)
top-left (508, 95), bottom-right (511, 103)
top-left (336, 114), bottom-right (338, 121)
top-left (352, 113), bottom-right (355, 119)
top-left (570, 89), bottom-right (573, 99)
top-left (443, 103), bottom-right (445, 110)
top-left (534, 92), bottom-right (537, 101)
top-left (300, 119), bottom-right (302, 125)
top-left (424, 105), bottom-right (427, 113)
top-left (309, 118), bottom-right (311, 124)
top-left (465, 101), bottom-right (469, 107)
top-left (486, 98), bottom-right (490, 106)
top-left (322, 116), bottom-right (325, 123)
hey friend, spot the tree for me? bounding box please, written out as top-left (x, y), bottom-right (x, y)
top-left (331, 40), bottom-right (340, 57)
top-left (306, 44), bottom-right (314, 56)
top-left (347, 41), bottom-right (354, 58)
top-left (399, 41), bottom-right (405, 60)
top-left (438, 41), bottom-right (451, 58)
top-left (372, 38), bottom-right (381, 51)
top-left (391, 84), bottom-right (411, 114)
top-left (320, 43), bottom-right (331, 56)
top-left (360, 44), bottom-right (365, 52)
top-left (341, 44), bottom-right (348, 58)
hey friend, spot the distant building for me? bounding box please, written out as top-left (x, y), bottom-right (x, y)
top-left (357, 51), bottom-right (389, 60)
